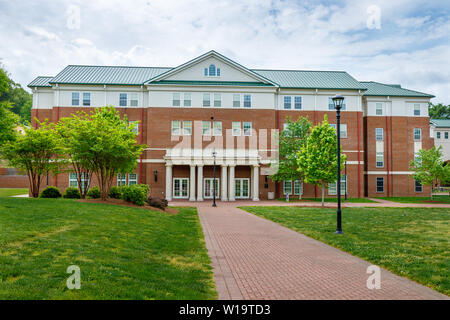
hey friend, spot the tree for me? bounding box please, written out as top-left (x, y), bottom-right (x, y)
top-left (66, 107), bottom-right (145, 200)
top-left (270, 116), bottom-right (312, 199)
top-left (428, 103), bottom-right (450, 119)
top-left (409, 146), bottom-right (449, 200)
top-left (0, 121), bottom-right (65, 197)
top-left (0, 67), bottom-right (19, 145)
top-left (297, 115), bottom-right (346, 207)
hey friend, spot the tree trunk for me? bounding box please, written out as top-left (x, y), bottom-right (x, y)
top-left (321, 185), bottom-right (325, 207)
top-left (431, 187), bottom-right (433, 200)
top-left (299, 182), bottom-right (303, 200)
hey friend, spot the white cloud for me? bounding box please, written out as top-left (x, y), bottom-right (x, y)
top-left (0, 0), bottom-right (448, 103)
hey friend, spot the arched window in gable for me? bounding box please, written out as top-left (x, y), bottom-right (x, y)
top-left (209, 64), bottom-right (216, 76)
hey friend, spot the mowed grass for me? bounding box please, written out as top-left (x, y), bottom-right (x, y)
top-left (0, 188), bottom-right (29, 197)
top-left (241, 206), bottom-right (450, 296)
top-left (376, 196), bottom-right (450, 204)
top-left (278, 197), bottom-right (376, 203)
top-left (0, 198), bottom-right (217, 300)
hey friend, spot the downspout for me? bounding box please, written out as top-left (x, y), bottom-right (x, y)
top-left (357, 90), bottom-right (361, 198)
top-left (276, 87), bottom-right (281, 199)
top-left (314, 89), bottom-right (318, 198)
top-left (140, 90), bottom-right (144, 184)
top-left (34, 87), bottom-right (39, 129)
top-left (54, 106), bottom-right (59, 187)
top-left (385, 96), bottom-right (390, 197)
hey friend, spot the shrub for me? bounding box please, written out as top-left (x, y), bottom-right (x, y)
top-left (121, 185), bottom-right (146, 206)
top-left (136, 184), bottom-right (150, 197)
top-left (87, 186), bottom-right (101, 199)
top-left (146, 197), bottom-right (168, 211)
top-left (63, 187), bottom-right (81, 199)
top-left (40, 186), bottom-right (62, 198)
top-left (109, 186), bottom-right (123, 199)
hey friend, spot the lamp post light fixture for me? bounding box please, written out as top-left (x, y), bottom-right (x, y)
top-left (212, 151), bottom-right (217, 207)
top-left (332, 94), bottom-right (345, 234)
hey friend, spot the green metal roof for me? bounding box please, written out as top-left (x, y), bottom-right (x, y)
top-left (49, 65), bottom-right (171, 86)
top-left (28, 76), bottom-right (53, 88)
top-left (151, 80), bottom-right (274, 87)
top-left (252, 69), bottom-right (367, 90)
top-left (360, 81), bottom-right (434, 98)
top-left (430, 119), bottom-right (450, 128)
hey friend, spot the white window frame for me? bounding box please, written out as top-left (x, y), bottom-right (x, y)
top-left (283, 96), bottom-right (291, 110)
top-left (232, 122), bottom-right (241, 136)
top-left (437, 131), bottom-right (441, 139)
top-left (172, 93), bottom-right (181, 107)
top-left (203, 93), bottom-right (211, 107)
top-left (376, 152), bottom-right (384, 168)
top-left (376, 103), bottom-right (383, 116)
top-left (293, 180), bottom-right (303, 195)
top-left (233, 94), bottom-right (241, 108)
top-left (376, 128), bottom-right (383, 141)
top-left (69, 173), bottom-right (78, 188)
top-left (83, 92), bottom-right (91, 106)
top-left (414, 128), bottom-right (422, 141)
top-left (171, 120), bottom-right (181, 136)
top-left (202, 121), bottom-right (211, 136)
top-left (214, 93), bottom-right (221, 107)
top-left (128, 173), bottom-right (138, 186)
top-left (243, 94), bottom-right (251, 108)
top-left (129, 121), bottom-right (139, 135)
top-left (445, 132), bottom-right (449, 139)
top-left (117, 173), bottom-right (127, 186)
top-left (414, 104), bottom-right (420, 116)
top-left (328, 175), bottom-right (347, 196)
top-left (173, 178), bottom-right (189, 199)
top-left (119, 93), bottom-right (128, 107)
top-left (183, 121), bottom-right (192, 136)
top-left (330, 124), bottom-right (347, 138)
top-left (414, 180), bottom-right (422, 193)
top-left (294, 96), bottom-right (302, 110)
top-left (129, 93), bottom-right (139, 107)
top-left (213, 121), bottom-right (222, 136)
top-left (72, 92), bottom-right (80, 106)
top-left (243, 122), bottom-right (252, 136)
top-left (183, 93), bottom-right (191, 107)
top-left (329, 97), bottom-right (346, 110)
top-left (283, 180), bottom-right (292, 195)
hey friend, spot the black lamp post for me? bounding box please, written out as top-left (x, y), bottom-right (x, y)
top-left (332, 94), bottom-right (344, 234)
top-left (212, 151), bottom-right (217, 207)
top-left (344, 160), bottom-right (347, 201)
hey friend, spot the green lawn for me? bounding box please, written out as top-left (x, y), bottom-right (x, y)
top-left (376, 196), bottom-right (450, 204)
top-left (241, 206), bottom-right (450, 296)
top-left (0, 188), bottom-right (29, 197)
top-left (0, 198), bottom-right (216, 300)
top-left (278, 197), bottom-right (376, 203)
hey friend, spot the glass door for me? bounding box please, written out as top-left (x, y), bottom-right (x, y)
top-left (173, 178), bottom-right (189, 199)
top-left (235, 178), bottom-right (250, 199)
top-left (204, 178), bottom-right (220, 199)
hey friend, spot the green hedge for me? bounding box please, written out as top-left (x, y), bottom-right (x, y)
top-left (40, 186), bottom-right (62, 198)
top-left (121, 185), bottom-right (147, 206)
top-left (87, 186), bottom-right (101, 199)
top-left (63, 187), bottom-right (81, 199)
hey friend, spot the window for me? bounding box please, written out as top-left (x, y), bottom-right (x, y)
top-left (69, 173), bottom-right (90, 191)
top-left (414, 104), bottom-right (420, 116)
top-left (129, 121), bottom-right (139, 135)
top-left (203, 93), bottom-right (211, 107)
top-left (209, 64), bottom-right (216, 77)
top-left (217, 68), bottom-right (221, 76)
top-left (376, 152), bottom-right (384, 167)
top-left (376, 128), bottom-right (383, 141)
top-left (376, 103), bottom-right (383, 116)
top-left (329, 175), bottom-right (347, 195)
top-left (72, 92), bottom-right (80, 106)
top-left (414, 128), bottom-right (421, 141)
top-left (415, 180), bottom-right (422, 192)
top-left (446, 132), bottom-right (449, 139)
top-left (294, 180), bottom-right (303, 195)
top-left (204, 68), bottom-right (208, 76)
top-left (243, 122), bottom-right (252, 136)
top-left (294, 96), bottom-right (302, 110)
top-left (128, 173), bottom-right (138, 186)
top-left (214, 93), bottom-right (221, 107)
top-left (172, 93), bottom-right (181, 107)
top-left (130, 93), bottom-right (138, 107)
top-left (213, 121), bottom-right (222, 136)
top-left (437, 132), bottom-right (441, 139)
top-left (283, 180), bottom-right (292, 195)
top-left (232, 122), bottom-right (241, 136)
top-left (183, 121), bottom-right (192, 136)
top-left (329, 124), bottom-right (347, 138)
top-left (202, 121), bottom-right (211, 136)
top-left (329, 97), bottom-right (346, 110)
top-left (119, 93), bottom-right (127, 107)
top-left (184, 93), bottom-right (191, 107)
top-left (376, 177), bottom-right (384, 193)
top-left (83, 92), bottom-right (91, 106)
top-left (233, 94), bottom-right (240, 108)
top-left (244, 94), bottom-right (251, 108)
top-left (117, 173), bottom-right (127, 186)
top-left (283, 96), bottom-right (291, 109)
top-left (171, 120), bottom-right (181, 135)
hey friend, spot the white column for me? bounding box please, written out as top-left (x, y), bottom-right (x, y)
top-left (165, 164), bottom-right (172, 201)
top-left (197, 165), bottom-right (204, 201)
top-left (252, 165), bottom-right (260, 201)
top-left (189, 165), bottom-right (196, 202)
top-left (221, 165), bottom-right (228, 201)
top-left (228, 165), bottom-right (235, 201)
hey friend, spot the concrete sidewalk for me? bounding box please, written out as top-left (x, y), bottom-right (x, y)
top-left (172, 200), bottom-right (448, 300)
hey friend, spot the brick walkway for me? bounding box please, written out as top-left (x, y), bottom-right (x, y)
top-left (172, 200), bottom-right (449, 300)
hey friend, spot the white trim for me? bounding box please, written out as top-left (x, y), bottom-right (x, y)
top-left (173, 177), bottom-right (189, 199)
top-left (365, 171), bottom-right (413, 175)
top-left (234, 178), bottom-right (250, 199)
top-left (203, 178), bottom-right (220, 199)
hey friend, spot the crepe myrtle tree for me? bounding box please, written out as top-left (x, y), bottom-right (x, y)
top-left (409, 146), bottom-right (450, 200)
top-left (270, 116), bottom-right (312, 199)
top-left (66, 107), bottom-right (145, 200)
top-left (0, 120), bottom-right (65, 197)
top-left (297, 115), bottom-right (346, 207)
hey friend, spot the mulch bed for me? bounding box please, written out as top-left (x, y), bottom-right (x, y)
top-left (77, 198), bottom-right (179, 214)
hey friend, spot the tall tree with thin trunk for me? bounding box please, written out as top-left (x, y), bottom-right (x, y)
top-left (297, 115), bottom-right (346, 207)
top-left (270, 116), bottom-right (312, 199)
top-left (409, 146), bottom-right (449, 200)
top-left (0, 121), bottom-right (65, 197)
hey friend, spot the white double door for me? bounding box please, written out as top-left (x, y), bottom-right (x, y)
top-left (204, 178), bottom-right (220, 199)
top-left (173, 178), bottom-right (189, 199)
top-left (235, 178), bottom-right (250, 199)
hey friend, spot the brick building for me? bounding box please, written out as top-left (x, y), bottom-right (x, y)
top-left (28, 51), bottom-right (434, 200)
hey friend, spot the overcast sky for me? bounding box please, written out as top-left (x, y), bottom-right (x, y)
top-left (0, 0), bottom-right (448, 103)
